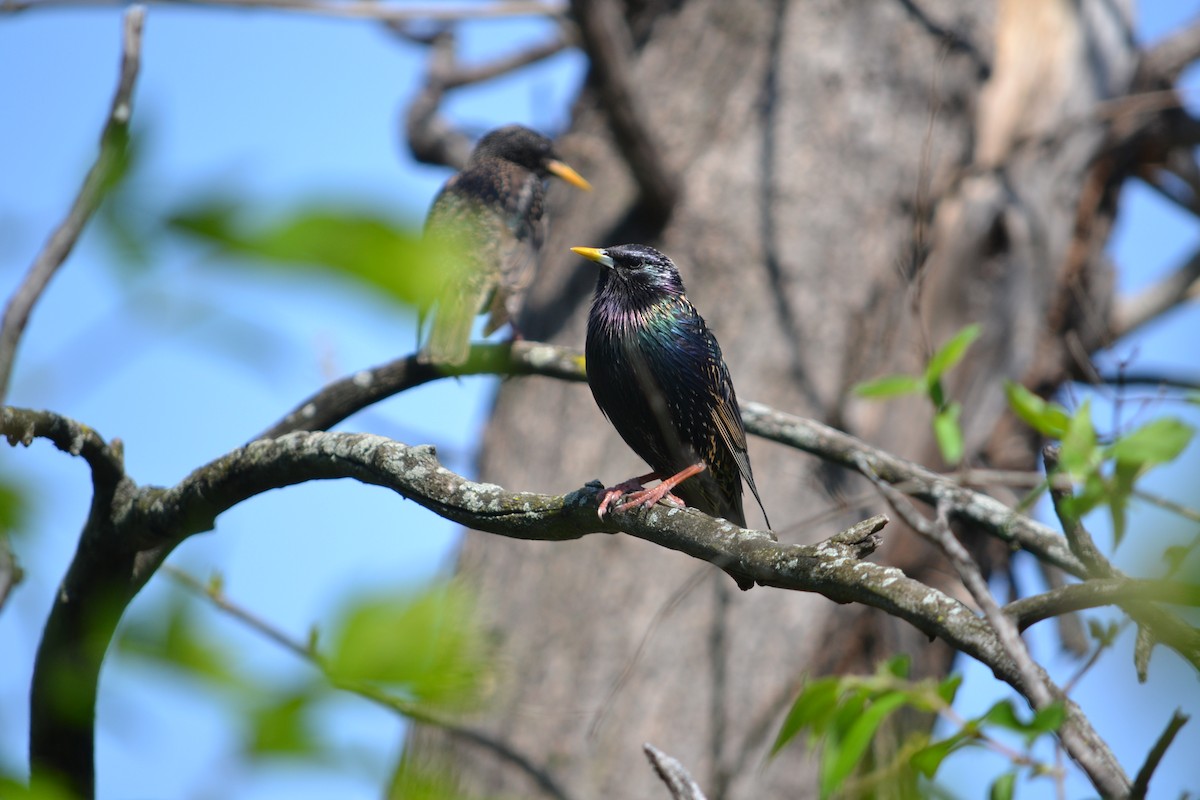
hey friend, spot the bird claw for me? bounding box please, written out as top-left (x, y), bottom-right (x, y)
top-left (597, 474), bottom-right (659, 519)
top-left (615, 486), bottom-right (687, 514)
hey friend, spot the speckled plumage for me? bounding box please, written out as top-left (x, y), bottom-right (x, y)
top-left (574, 244), bottom-right (769, 530)
top-left (420, 125), bottom-right (590, 365)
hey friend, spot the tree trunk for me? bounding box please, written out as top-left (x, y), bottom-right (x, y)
top-left (410, 1), bottom-right (1134, 796)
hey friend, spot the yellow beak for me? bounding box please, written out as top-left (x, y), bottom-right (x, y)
top-left (570, 246), bottom-right (613, 268)
top-left (547, 159), bottom-right (593, 191)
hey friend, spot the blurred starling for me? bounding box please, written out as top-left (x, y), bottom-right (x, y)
top-left (419, 125), bottom-right (591, 365)
top-left (572, 244), bottom-right (770, 534)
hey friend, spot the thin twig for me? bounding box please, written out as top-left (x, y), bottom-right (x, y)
top-left (1130, 710), bottom-right (1190, 800)
top-left (1139, 14), bottom-right (1200, 84)
top-left (1005, 578), bottom-right (1200, 633)
top-left (163, 566), bottom-right (577, 800)
top-left (855, 455), bottom-right (1132, 798)
top-left (1111, 246), bottom-right (1200, 340)
top-left (2, 0), bottom-right (566, 21)
top-left (0, 6), bottom-right (145, 404)
top-left (643, 743), bottom-right (708, 800)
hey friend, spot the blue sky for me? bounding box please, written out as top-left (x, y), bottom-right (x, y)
top-left (1, 4), bottom-right (1198, 798)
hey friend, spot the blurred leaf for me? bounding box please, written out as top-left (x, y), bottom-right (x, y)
top-left (925, 324), bottom-right (981, 387)
top-left (772, 677), bottom-right (841, 755)
top-left (1004, 382), bottom-right (1071, 438)
top-left (169, 201), bottom-right (442, 310)
top-left (327, 582), bottom-right (492, 712)
top-left (1058, 399), bottom-right (1099, 479)
top-left (853, 374), bottom-right (924, 399)
top-left (1087, 619), bottom-right (1119, 647)
top-left (981, 700), bottom-right (1024, 732)
top-left (821, 690), bottom-right (909, 799)
top-left (935, 674), bottom-right (963, 707)
top-left (1162, 545), bottom-right (1189, 573)
top-left (989, 772), bottom-right (1016, 800)
top-left (243, 686), bottom-right (325, 760)
top-left (117, 591), bottom-right (241, 687)
top-left (1109, 460), bottom-right (1137, 547)
top-left (0, 477), bottom-right (27, 535)
top-left (933, 402), bottom-right (964, 466)
top-left (910, 731), bottom-right (969, 778)
top-left (0, 774), bottom-right (76, 800)
top-left (1109, 418), bottom-right (1195, 468)
top-left (882, 654), bottom-right (911, 679)
top-left (981, 700), bottom-right (1064, 747)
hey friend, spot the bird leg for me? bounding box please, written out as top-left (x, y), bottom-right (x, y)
top-left (597, 471), bottom-right (659, 519)
top-left (612, 463), bottom-right (707, 515)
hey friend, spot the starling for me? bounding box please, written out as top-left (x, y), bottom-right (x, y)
top-left (572, 244), bottom-right (770, 534)
top-left (420, 125), bottom-right (591, 365)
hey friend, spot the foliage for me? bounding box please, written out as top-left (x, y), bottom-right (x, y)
top-left (854, 324), bottom-right (981, 465)
top-left (1005, 383), bottom-right (1195, 546)
top-left (168, 199), bottom-right (452, 313)
top-left (772, 656), bottom-right (1065, 800)
top-left (114, 576), bottom-right (493, 785)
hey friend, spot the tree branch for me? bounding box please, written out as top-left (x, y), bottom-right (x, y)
top-left (0, 5), bottom-right (144, 404)
top-left (1111, 245), bottom-right (1200, 340)
top-left (11, 398), bottom-right (1108, 795)
top-left (1130, 710), bottom-right (1190, 800)
top-left (643, 743), bottom-right (708, 800)
top-left (261, 342), bottom-right (1088, 579)
top-left (2, 0), bottom-right (565, 21)
top-left (164, 566), bottom-right (578, 800)
top-left (405, 29), bottom-right (572, 169)
top-left (1139, 15), bottom-right (1200, 84)
top-left (568, 0), bottom-right (679, 224)
top-left (1006, 578), bottom-right (1200, 632)
top-left (856, 457), bottom-right (1132, 798)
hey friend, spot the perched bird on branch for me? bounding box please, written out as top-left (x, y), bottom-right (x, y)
top-left (572, 244), bottom-right (770, 548)
top-left (419, 125), bottom-right (591, 365)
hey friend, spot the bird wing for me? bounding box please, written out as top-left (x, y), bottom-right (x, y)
top-left (485, 170), bottom-right (545, 335)
top-left (420, 181), bottom-right (499, 364)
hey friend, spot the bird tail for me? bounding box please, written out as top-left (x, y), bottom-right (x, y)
top-left (421, 293), bottom-right (476, 365)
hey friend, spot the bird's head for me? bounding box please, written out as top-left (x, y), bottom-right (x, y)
top-left (471, 125), bottom-right (592, 191)
top-left (571, 244), bottom-right (686, 297)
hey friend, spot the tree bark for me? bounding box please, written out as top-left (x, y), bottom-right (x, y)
top-left (410, 1), bottom-right (1135, 796)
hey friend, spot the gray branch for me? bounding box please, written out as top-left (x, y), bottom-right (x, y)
top-left (0, 5), bottom-right (144, 404)
top-left (644, 743), bottom-right (708, 800)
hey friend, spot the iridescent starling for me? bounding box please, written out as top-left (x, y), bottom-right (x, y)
top-left (420, 125), bottom-right (591, 365)
top-left (572, 244), bottom-right (770, 533)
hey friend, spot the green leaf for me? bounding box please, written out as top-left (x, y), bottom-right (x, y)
top-left (117, 592), bottom-right (240, 687)
top-left (1028, 702), bottom-right (1066, 737)
top-left (981, 700), bottom-right (1023, 731)
top-left (1109, 460), bottom-right (1138, 547)
top-left (1004, 381), bottom-right (1071, 438)
top-left (925, 324), bottom-right (982, 386)
top-left (1109, 418), bottom-right (1195, 468)
top-left (853, 374), bottom-right (925, 399)
top-left (821, 691), bottom-right (910, 798)
top-left (243, 687), bottom-right (324, 759)
top-left (1087, 619), bottom-right (1119, 646)
top-left (772, 678), bottom-right (842, 755)
top-left (910, 731), bottom-right (969, 778)
top-left (0, 477), bottom-right (27, 535)
top-left (933, 402), bottom-right (964, 466)
top-left (169, 202), bottom-right (442, 310)
top-left (989, 771), bottom-right (1016, 800)
top-left (882, 654), bottom-right (912, 679)
top-left (1058, 399), bottom-right (1099, 479)
top-left (326, 582), bottom-right (492, 711)
top-left (935, 674), bottom-right (963, 707)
